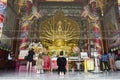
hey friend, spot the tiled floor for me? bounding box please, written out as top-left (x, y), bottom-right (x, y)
top-left (0, 70), bottom-right (120, 80)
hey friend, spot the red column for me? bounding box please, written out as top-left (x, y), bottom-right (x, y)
top-left (93, 23), bottom-right (103, 55)
top-left (20, 1), bottom-right (33, 50)
top-left (20, 22), bottom-right (29, 50)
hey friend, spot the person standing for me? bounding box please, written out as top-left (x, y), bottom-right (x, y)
top-left (101, 52), bottom-right (109, 71)
top-left (26, 48), bottom-right (35, 72)
top-left (108, 51), bottom-right (116, 72)
top-left (57, 51), bottom-right (67, 76)
top-left (36, 54), bottom-right (44, 74)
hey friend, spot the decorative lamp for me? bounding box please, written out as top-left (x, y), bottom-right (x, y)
top-left (116, 47), bottom-right (118, 50)
top-left (114, 48), bottom-right (116, 51)
top-left (111, 49), bottom-right (113, 52)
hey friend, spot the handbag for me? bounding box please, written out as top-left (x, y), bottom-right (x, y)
top-left (24, 56), bottom-right (28, 60)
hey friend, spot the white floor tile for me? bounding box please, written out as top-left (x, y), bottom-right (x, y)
top-left (0, 71), bottom-right (120, 80)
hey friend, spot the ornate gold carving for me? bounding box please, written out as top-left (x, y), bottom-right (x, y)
top-left (46, 0), bottom-right (74, 2)
top-left (96, 0), bottom-right (104, 16)
top-left (96, 0), bottom-right (104, 10)
top-left (39, 10), bottom-right (80, 54)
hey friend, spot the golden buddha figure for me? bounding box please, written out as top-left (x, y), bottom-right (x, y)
top-left (39, 10), bottom-right (80, 56)
top-left (54, 21), bottom-right (65, 47)
top-left (57, 21), bottom-right (62, 35)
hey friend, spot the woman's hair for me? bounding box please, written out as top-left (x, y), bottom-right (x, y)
top-left (29, 47), bottom-right (34, 51)
top-left (38, 54), bottom-right (42, 59)
top-left (31, 48), bottom-right (34, 51)
top-left (104, 52), bottom-right (107, 55)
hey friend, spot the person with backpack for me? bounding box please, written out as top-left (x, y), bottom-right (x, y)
top-left (101, 52), bottom-right (109, 71)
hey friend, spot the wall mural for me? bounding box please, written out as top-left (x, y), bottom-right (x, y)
top-left (19, 0), bottom-right (41, 50)
top-left (81, 4), bottom-right (103, 54)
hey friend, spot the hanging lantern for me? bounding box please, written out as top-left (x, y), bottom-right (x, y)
top-left (111, 49), bottom-right (113, 52)
top-left (114, 48), bottom-right (116, 51)
top-left (116, 47), bottom-right (118, 50)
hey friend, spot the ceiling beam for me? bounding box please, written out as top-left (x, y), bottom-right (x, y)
top-left (36, 0), bottom-right (83, 2)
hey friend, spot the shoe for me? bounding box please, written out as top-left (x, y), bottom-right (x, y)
top-left (59, 72), bottom-right (62, 76)
top-left (61, 72), bottom-right (65, 76)
top-left (37, 70), bottom-right (40, 73)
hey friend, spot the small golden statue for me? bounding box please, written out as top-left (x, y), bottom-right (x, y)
top-left (29, 42), bottom-right (43, 54)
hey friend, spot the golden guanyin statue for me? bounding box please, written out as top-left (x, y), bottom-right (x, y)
top-left (39, 10), bottom-right (80, 55)
top-left (54, 21), bottom-right (64, 47)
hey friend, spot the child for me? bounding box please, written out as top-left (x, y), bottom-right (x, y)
top-left (36, 54), bottom-right (44, 73)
